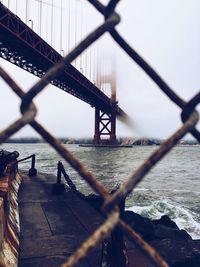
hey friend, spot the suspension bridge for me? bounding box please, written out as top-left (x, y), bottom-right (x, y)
top-left (0, 0), bottom-right (125, 145)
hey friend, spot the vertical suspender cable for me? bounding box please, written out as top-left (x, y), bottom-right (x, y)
top-left (89, 45), bottom-right (92, 81)
top-left (96, 44), bottom-right (99, 87)
top-left (26, 0), bottom-right (29, 24)
top-left (102, 59), bottom-right (104, 93)
top-left (38, 1), bottom-right (40, 34)
top-left (104, 60), bottom-right (106, 95)
top-left (102, 56), bottom-right (104, 93)
top-left (85, 4), bottom-right (88, 78)
top-left (8, 0), bottom-right (10, 9)
top-left (39, 0), bottom-right (42, 36)
top-left (74, 0), bottom-right (78, 68)
top-left (46, 3), bottom-right (49, 42)
top-left (51, 0), bottom-right (54, 46)
top-left (105, 61), bottom-right (107, 96)
top-left (60, 0), bottom-right (63, 54)
top-left (80, 0), bottom-right (83, 73)
top-left (99, 50), bottom-right (101, 89)
top-left (93, 46), bottom-right (96, 84)
top-left (15, 0), bottom-right (18, 14)
top-left (67, 0), bottom-right (71, 53)
top-left (99, 49), bottom-right (102, 90)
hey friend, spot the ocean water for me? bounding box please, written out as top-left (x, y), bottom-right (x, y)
top-left (2, 143), bottom-right (200, 239)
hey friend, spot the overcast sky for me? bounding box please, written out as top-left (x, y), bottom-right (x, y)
top-left (0, 0), bottom-right (200, 139)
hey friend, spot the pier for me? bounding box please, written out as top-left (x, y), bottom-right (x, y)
top-left (18, 172), bottom-right (103, 267)
top-left (1, 161), bottom-right (200, 266)
top-left (0, 156), bottom-right (157, 267)
top-left (18, 171), bottom-right (156, 267)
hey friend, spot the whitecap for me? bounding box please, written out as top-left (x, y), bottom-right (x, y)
top-left (126, 199), bottom-right (200, 239)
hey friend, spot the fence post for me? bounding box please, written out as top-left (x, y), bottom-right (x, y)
top-left (57, 161), bottom-right (62, 184)
top-left (28, 154), bottom-right (37, 176)
top-left (52, 161), bottom-right (65, 195)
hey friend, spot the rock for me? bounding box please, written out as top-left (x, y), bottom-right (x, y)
top-left (154, 224), bottom-right (192, 241)
top-left (153, 215), bottom-right (179, 229)
top-left (124, 211), bottom-right (198, 266)
top-left (124, 211), bottom-right (192, 241)
top-left (150, 239), bottom-right (200, 267)
top-left (86, 200), bottom-right (199, 266)
top-left (124, 211), bottom-right (155, 240)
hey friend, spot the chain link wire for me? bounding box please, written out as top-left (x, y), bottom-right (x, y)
top-left (0, 0), bottom-right (200, 266)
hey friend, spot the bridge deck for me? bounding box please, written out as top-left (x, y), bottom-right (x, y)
top-left (0, 2), bottom-right (122, 114)
top-left (18, 172), bottom-right (103, 267)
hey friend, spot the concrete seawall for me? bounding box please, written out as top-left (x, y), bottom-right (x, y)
top-left (0, 162), bottom-right (22, 267)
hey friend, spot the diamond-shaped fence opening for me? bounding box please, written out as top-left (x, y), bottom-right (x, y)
top-left (0, 1), bottom-right (200, 267)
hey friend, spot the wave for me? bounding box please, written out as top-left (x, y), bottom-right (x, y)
top-left (127, 199), bottom-right (200, 239)
top-left (134, 188), bottom-right (200, 194)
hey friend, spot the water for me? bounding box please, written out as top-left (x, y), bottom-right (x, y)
top-left (2, 143), bottom-right (200, 239)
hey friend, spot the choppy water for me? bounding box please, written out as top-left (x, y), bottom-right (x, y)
top-left (2, 143), bottom-right (200, 239)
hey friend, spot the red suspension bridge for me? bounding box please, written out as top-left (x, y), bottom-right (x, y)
top-left (0, 0), bottom-right (125, 145)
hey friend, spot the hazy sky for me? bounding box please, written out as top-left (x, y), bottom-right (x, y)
top-left (0, 0), bottom-right (200, 139)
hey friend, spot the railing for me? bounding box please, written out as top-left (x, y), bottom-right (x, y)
top-left (0, 0), bottom-right (199, 267)
top-left (54, 161), bottom-right (127, 267)
top-left (53, 161), bottom-right (86, 198)
top-left (17, 154), bottom-right (37, 177)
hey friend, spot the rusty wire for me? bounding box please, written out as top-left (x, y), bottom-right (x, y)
top-left (0, 0), bottom-right (200, 266)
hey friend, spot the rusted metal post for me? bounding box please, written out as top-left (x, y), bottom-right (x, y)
top-left (28, 154), bottom-right (37, 176)
top-left (57, 161), bottom-right (62, 184)
top-left (52, 161), bottom-right (65, 195)
top-left (109, 198), bottom-right (128, 267)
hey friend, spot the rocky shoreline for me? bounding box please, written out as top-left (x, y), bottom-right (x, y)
top-left (86, 195), bottom-right (200, 267)
top-left (125, 210), bottom-right (200, 267)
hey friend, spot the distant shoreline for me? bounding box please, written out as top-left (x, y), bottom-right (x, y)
top-left (3, 138), bottom-right (199, 146)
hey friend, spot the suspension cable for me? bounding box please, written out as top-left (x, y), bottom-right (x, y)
top-left (84, 3), bottom-right (88, 77)
top-left (15, 0), bottom-right (17, 14)
top-left (50, 0), bottom-right (53, 46)
top-left (89, 45), bottom-right (92, 81)
top-left (60, 0), bottom-right (63, 54)
top-left (93, 45), bottom-right (97, 84)
top-left (67, 0), bottom-right (71, 53)
top-left (26, 0), bottom-right (29, 24)
top-left (46, 2), bottom-right (49, 42)
top-left (80, 0), bottom-right (83, 73)
top-left (74, 0), bottom-right (78, 68)
top-left (39, 0), bottom-right (42, 36)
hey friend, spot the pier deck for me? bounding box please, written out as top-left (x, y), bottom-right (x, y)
top-left (18, 172), bottom-right (103, 267)
top-left (18, 172), bottom-right (156, 267)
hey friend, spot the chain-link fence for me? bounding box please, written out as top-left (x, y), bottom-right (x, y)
top-left (0, 0), bottom-right (199, 267)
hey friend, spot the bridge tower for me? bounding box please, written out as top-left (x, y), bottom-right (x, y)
top-left (93, 60), bottom-right (117, 145)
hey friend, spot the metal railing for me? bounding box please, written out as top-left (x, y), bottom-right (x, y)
top-left (0, 0), bottom-right (199, 267)
top-left (17, 154), bottom-right (37, 176)
top-left (53, 161), bottom-right (86, 198)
